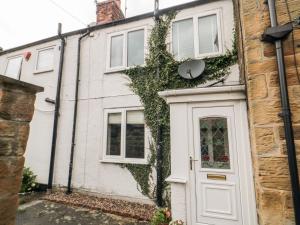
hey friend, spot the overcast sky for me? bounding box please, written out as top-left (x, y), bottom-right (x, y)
top-left (0, 0), bottom-right (195, 50)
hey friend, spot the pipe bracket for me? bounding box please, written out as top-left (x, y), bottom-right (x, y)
top-left (261, 23), bottom-right (293, 43)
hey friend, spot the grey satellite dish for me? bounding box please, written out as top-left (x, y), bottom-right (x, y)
top-left (178, 59), bottom-right (205, 79)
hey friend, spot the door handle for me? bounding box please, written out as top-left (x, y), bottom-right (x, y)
top-left (190, 157), bottom-right (193, 170)
top-left (190, 156), bottom-right (197, 170)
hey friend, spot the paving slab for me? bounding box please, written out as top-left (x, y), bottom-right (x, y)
top-left (16, 200), bottom-right (150, 225)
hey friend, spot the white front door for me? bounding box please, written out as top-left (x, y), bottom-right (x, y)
top-left (191, 106), bottom-right (244, 225)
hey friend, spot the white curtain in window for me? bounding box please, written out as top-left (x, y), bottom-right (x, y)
top-left (5, 56), bottom-right (23, 79)
top-left (36, 48), bottom-right (54, 71)
top-left (127, 110), bottom-right (144, 124)
top-left (172, 18), bottom-right (194, 60)
top-left (108, 113), bottom-right (122, 124)
top-left (110, 35), bottom-right (124, 68)
top-left (127, 30), bottom-right (144, 67)
top-left (198, 14), bottom-right (219, 55)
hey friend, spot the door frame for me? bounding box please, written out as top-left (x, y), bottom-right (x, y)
top-left (159, 85), bottom-right (257, 225)
top-left (187, 100), bottom-right (257, 225)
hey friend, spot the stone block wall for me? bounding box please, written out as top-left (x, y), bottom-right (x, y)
top-left (0, 75), bottom-right (43, 225)
top-left (237, 0), bottom-right (300, 224)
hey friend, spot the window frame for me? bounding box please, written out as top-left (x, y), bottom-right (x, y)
top-left (171, 9), bottom-right (223, 60)
top-left (102, 107), bottom-right (150, 164)
top-left (106, 26), bottom-right (147, 73)
top-left (5, 55), bottom-right (23, 80)
top-left (34, 46), bottom-right (55, 74)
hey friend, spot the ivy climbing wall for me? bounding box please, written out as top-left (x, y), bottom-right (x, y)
top-left (123, 12), bottom-right (238, 204)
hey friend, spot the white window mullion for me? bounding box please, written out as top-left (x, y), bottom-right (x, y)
top-left (121, 109), bottom-right (126, 159)
top-left (194, 16), bottom-right (200, 58)
top-left (106, 36), bottom-right (112, 71)
top-left (175, 24), bottom-right (180, 59)
top-left (143, 28), bottom-right (148, 63)
top-left (216, 11), bottom-right (223, 54)
top-left (123, 32), bottom-right (128, 68)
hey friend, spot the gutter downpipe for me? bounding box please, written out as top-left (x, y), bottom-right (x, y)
top-left (154, 0), bottom-right (163, 207)
top-left (48, 23), bottom-right (66, 190)
top-left (267, 0), bottom-right (300, 223)
top-left (66, 30), bottom-right (90, 194)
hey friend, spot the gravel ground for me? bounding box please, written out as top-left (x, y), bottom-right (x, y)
top-left (43, 192), bottom-right (156, 221)
top-left (16, 200), bottom-right (150, 225)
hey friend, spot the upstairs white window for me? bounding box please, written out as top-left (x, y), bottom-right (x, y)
top-left (172, 11), bottom-right (222, 60)
top-left (108, 28), bottom-right (145, 71)
top-left (198, 15), bottom-right (219, 55)
top-left (104, 108), bottom-right (148, 164)
top-left (172, 18), bottom-right (195, 60)
top-left (127, 29), bottom-right (145, 67)
top-left (5, 56), bottom-right (23, 79)
top-left (110, 35), bottom-right (124, 68)
top-left (36, 47), bottom-right (54, 72)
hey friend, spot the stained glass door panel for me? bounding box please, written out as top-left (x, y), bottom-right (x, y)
top-left (200, 117), bottom-right (230, 169)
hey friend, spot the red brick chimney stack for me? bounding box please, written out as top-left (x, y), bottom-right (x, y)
top-left (96, 0), bottom-right (124, 24)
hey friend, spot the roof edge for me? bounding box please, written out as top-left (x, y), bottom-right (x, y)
top-left (0, 0), bottom-right (214, 56)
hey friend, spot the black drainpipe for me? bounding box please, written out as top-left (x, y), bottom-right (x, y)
top-left (263, 0), bottom-right (300, 223)
top-left (154, 0), bottom-right (163, 207)
top-left (48, 23), bottom-right (66, 190)
top-left (66, 30), bottom-right (90, 194)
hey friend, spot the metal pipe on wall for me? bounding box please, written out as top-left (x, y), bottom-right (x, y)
top-left (48, 23), bottom-right (66, 190)
top-left (154, 0), bottom-right (164, 207)
top-left (66, 30), bottom-right (90, 194)
top-left (266, 0), bottom-right (300, 223)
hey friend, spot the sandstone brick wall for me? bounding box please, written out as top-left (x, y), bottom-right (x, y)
top-left (237, 0), bottom-right (300, 224)
top-left (0, 75), bottom-right (43, 225)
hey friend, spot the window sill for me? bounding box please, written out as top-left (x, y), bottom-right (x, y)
top-left (34, 69), bottom-right (54, 75)
top-left (100, 158), bottom-right (148, 165)
top-left (197, 51), bottom-right (224, 59)
top-left (105, 64), bottom-right (145, 74)
top-left (104, 68), bottom-right (126, 74)
top-left (165, 176), bottom-right (187, 184)
top-left (176, 51), bottom-right (224, 62)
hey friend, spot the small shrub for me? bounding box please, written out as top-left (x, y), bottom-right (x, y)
top-left (169, 220), bottom-right (184, 225)
top-left (151, 208), bottom-right (172, 225)
top-left (20, 167), bottom-right (38, 193)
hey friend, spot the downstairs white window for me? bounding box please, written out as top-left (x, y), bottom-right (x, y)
top-left (103, 108), bottom-right (149, 164)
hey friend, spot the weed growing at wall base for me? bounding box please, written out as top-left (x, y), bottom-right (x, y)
top-left (20, 167), bottom-right (39, 193)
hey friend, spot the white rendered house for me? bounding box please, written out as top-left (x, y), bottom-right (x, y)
top-left (0, 0), bottom-right (258, 224)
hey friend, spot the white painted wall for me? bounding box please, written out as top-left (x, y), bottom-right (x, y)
top-left (0, 0), bottom-right (237, 202)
